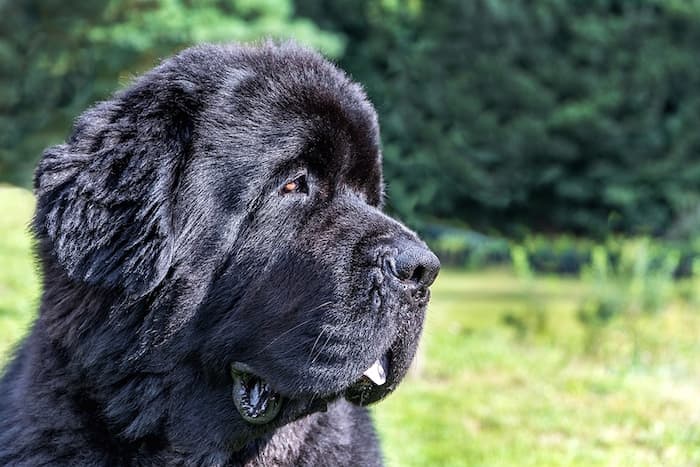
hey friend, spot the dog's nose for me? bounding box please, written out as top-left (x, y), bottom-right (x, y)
top-left (393, 243), bottom-right (440, 288)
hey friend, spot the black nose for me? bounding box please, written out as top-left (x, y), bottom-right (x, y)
top-left (393, 244), bottom-right (440, 288)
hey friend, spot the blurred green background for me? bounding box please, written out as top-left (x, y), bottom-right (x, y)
top-left (2, 1), bottom-right (700, 465)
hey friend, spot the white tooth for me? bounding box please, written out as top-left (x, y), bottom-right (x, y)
top-left (363, 359), bottom-right (386, 385)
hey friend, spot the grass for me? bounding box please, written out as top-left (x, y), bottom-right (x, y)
top-left (0, 185), bottom-right (38, 363)
top-left (374, 271), bottom-right (700, 466)
top-left (1, 185), bottom-right (700, 465)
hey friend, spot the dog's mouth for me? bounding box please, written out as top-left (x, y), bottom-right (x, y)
top-left (230, 363), bottom-right (283, 424)
top-left (230, 350), bottom-right (393, 424)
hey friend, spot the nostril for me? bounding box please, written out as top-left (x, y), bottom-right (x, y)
top-left (393, 245), bottom-right (440, 288)
top-left (411, 265), bottom-right (426, 284)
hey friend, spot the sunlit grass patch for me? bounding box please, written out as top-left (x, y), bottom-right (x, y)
top-left (0, 185), bottom-right (39, 363)
top-left (374, 269), bottom-right (700, 466)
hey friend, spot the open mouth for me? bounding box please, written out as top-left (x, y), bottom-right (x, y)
top-left (230, 363), bottom-right (283, 424)
top-left (229, 350), bottom-right (393, 424)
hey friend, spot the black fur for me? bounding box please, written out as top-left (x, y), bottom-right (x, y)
top-left (0, 42), bottom-right (438, 466)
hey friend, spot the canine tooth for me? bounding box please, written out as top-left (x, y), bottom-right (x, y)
top-left (363, 359), bottom-right (386, 385)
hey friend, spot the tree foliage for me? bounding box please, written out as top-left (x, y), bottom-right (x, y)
top-left (297, 0), bottom-right (700, 236)
top-left (4, 0), bottom-right (700, 237)
top-left (0, 0), bottom-right (342, 186)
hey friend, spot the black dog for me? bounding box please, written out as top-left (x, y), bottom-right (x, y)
top-left (0, 42), bottom-right (439, 466)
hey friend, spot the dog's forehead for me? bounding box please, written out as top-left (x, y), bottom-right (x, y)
top-left (205, 46), bottom-right (384, 201)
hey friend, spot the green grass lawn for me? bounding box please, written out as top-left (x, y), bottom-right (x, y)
top-left (1, 185), bottom-right (700, 466)
top-left (0, 185), bottom-right (39, 363)
top-left (374, 271), bottom-right (700, 466)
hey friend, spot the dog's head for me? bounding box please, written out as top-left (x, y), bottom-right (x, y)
top-left (33, 43), bottom-right (439, 450)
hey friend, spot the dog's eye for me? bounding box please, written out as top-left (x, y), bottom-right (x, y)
top-left (281, 174), bottom-right (308, 195)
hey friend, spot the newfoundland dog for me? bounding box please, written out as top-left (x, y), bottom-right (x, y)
top-left (0, 42), bottom-right (439, 466)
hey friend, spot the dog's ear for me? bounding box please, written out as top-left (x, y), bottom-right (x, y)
top-left (33, 73), bottom-right (200, 296)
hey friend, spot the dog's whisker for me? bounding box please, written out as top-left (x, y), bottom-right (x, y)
top-left (256, 302), bottom-right (333, 355)
top-left (306, 326), bottom-right (329, 367)
top-left (256, 317), bottom-right (318, 355)
top-left (309, 329), bottom-right (337, 368)
top-left (307, 317), bottom-right (358, 369)
top-left (254, 348), bottom-right (300, 367)
top-left (305, 300), bottom-right (334, 315)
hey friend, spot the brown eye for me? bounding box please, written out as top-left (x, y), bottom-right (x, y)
top-left (281, 174), bottom-right (307, 194)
